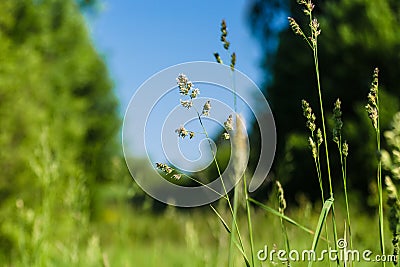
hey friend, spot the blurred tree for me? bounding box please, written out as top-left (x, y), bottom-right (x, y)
top-left (0, 0), bottom-right (120, 263)
top-left (248, 0), bottom-right (400, 202)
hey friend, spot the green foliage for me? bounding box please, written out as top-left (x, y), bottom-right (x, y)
top-left (0, 0), bottom-right (120, 264)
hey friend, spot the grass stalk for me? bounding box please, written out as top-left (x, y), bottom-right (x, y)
top-left (366, 68), bottom-right (385, 265)
top-left (290, 2), bottom-right (340, 262)
top-left (192, 106), bottom-right (250, 267)
top-left (229, 179), bottom-right (240, 267)
top-left (308, 197), bottom-right (334, 267)
top-left (243, 173), bottom-right (255, 266)
top-left (316, 143), bottom-right (332, 267)
top-left (308, 12), bottom-right (340, 264)
top-left (338, 140), bottom-right (353, 265)
top-left (312, 36), bottom-right (333, 199)
top-left (376, 83), bottom-right (386, 266)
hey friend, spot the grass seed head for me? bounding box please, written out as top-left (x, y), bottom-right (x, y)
top-left (156, 163), bottom-right (173, 174)
top-left (308, 137), bottom-right (317, 159)
top-left (190, 88), bottom-right (200, 99)
top-left (177, 73), bottom-right (193, 95)
top-left (288, 17), bottom-right (303, 36)
top-left (222, 132), bottom-right (230, 140)
top-left (220, 19), bottom-right (230, 50)
top-left (214, 52), bottom-right (223, 64)
top-left (302, 100), bottom-right (316, 133)
top-left (316, 128), bottom-right (323, 146)
top-left (366, 68), bottom-right (380, 130)
top-left (297, 0), bottom-right (315, 14)
top-left (202, 100), bottom-right (211, 116)
top-left (276, 181), bottom-right (287, 214)
top-left (342, 141), bottom-right (349, 157)
top-left (180, 99), bottom-right (193, 109)
top-left (230, 52), bottom-right (236, 71)
top-left (333, 98), bottom-right (343, 144)
top-left (175, 125), bottom-right (189, 138)
top-left (224, 114), bottom-right (233, 131)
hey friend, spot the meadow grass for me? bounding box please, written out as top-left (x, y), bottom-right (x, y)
top-left (154, 1), bottom-right (398, 266)
top-left (7, 1), bottom-right (400, 266)
top-left (94, 199), bottom-right (391, 267)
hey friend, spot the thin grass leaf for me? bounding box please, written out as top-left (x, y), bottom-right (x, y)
top-left (244, 174), bottom-right (255, 266)
top-left (233, 239), bottom-right (251, 267)
top-left (210, 204), bottom-right (250, 266)
top-left (249, 198), bottom-right (315, 236)
top-left (210, 204), bottom-right (231, 234)
top-left (308, 197), bottom-right (334, 267)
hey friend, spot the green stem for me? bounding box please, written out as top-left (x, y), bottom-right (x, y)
top-left (338, 141), bottom-right (353, 267)
top-left (229, 179), bottom-right (239, 267)
top-left (376, 92), bottom-right (386, 266)
top-left (195, 108), bottom-right (247, 263)
top-left (313, 45), bottom-right (333, 197)
top-left (244, 173), bottom-right (255, 266)
top-left (315, 147), bottom-right (331, 267)
top-left (279, 211), bottom-right (290, 266)
top-left (309, 11), bottom-right (338, 264)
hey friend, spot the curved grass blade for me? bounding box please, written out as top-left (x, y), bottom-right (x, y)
top-left (210, 204), bottom-right (250, 266)
top-left (308, 197), bottom-right (334, 267)
top-left (210, 204), bottom-right (231, 233)
top-left (249, 198), bottom-right (315, 236)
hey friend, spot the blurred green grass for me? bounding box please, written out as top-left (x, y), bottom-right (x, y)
top-left (91, 193), bottom-right (391, 267)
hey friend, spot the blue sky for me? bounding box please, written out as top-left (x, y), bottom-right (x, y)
top-left (86, 0), bottom-right (263, 114)
top-left (85, 1), bottom-right (273, 166)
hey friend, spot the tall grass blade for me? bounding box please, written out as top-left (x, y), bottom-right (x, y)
top-left (249, 198), bottom-right (315, 236)
top-left (244, 174), bottom-right (255, 266)
top-left (210, 204), bottom-right (231, 234)
top-left (308, 197), bottom-right (334, 267)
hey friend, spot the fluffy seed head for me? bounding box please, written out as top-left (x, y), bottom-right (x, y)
top-left (176, 73), bottom-right (193, 95)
